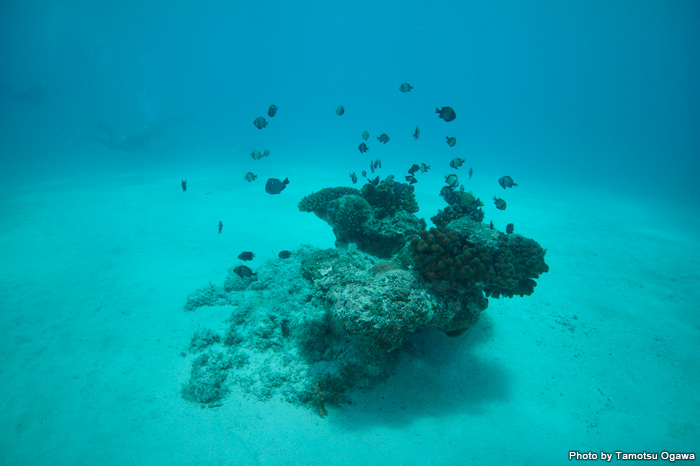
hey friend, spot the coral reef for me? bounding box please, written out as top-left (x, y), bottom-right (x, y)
top-left (297, 187), bottom-right (361, 216)
top-left (409, 216), bottom-right (549, 298)
top-left (180, 243), bottom-right (490, 414)
top-left (189, 328), bottom-right (221, 353)
top-left (431, 202), bottom-right (484, 227)
top-left (183, 283), bottom-right (229, 311)
top-left (299, 179), bottom-right (426, 257)
top-left (326, 194), bottom-right (372, 243)
top-left (361, 178), bottom-right (419, 217)
top-left (181, 181), bottom-right (549, 415)
top-left (181, 246), bottom-right (394, 413)
top-left (181, 350), bottom-right (232, 405)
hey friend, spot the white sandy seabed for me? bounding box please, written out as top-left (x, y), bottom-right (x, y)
top-left (0, 168), bottom-right (698, 466)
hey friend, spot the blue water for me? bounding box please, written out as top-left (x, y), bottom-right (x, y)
top-left (1, 1), bottom-right (699, 465)
top-left (2, 1), bottom-right (699, 201)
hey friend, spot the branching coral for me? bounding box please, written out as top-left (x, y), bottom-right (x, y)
top-left (408, 218), bottom-right (548, 298)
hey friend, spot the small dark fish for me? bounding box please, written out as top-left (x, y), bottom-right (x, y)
top-left (370, 160), bottom-right (375, 173)
top-left (386, 174), bottom-right (395, 181)
top-left (253, 117), bottom-right (267, 129)
top-left (234, 265), bottom-right (257, 278)
top-left (419, 163), bottom-right (430, 173)
top-left (405, 175), bottom-right (417, 184)
top-left (377, 133), bottom-right (390, 144)
top-left (181, 180), bottom-right (187, 192)
top-left (244, 172), bottom-right (257, 182)
top-left (251, 150), bottom-right (262, 160)
top-left (413, 125), bottom-right (420, 140)
top-left (394, 182), bottom-right (408, 203)
top-left (238, 251), bottom-right (254, 261)
top-left (361, 170), bottom-right (367, 177)
top-left (450, 158), bottom-right (465, 169)
top-left (440, 186), bottom-right (454, 202)
top-left (350, 172), bottom-right (358, 184)
top-left (445, 174), bottom-right (459, 187)
top-left (278, 250), bottom-right (292, 259)
top-left (358, 142), bottom-right (369, 153)
top-left (268, 104), bottom-right (278, 117)
top-left (469, 167), bottom-right (473, 180)
top-left (408, 164), bottom-right (421, 175)
top-left (373, 159), bottom-right (381, 169)
top-left (218, 221), bottom-right (223, 234)
top-left (265, 177), bottom-right (289, 195)
top-left (262, 149), bottom-right (270, 157)
top-left (446, 136), bottom-right (457, 147)
top-left (449, 190), bottom-right (481, 206)
top-left (399, 82), bottom-right (413, 92)
top-left (493, 197), bottom-right (507, 210)
top-left (498, 176), bottom-right (518, 189)
top-left (362, 131), bottom-right (369, 140)
top-left (336, 105), bottom-right (345, 116)
top-left (436, 106), bottom-right (456, 122)
top-left (506, 223), bottom-right (514, 235)
top-left (370, 176), bottom-right (380, 186)
top-left (489, 220), bottom-right (494, 229)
